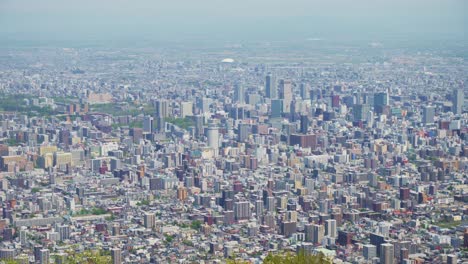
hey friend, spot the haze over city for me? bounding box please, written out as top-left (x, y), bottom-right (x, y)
top-left (0, 0), bottom-right (466, 264)
top-left (1, 0), bottom-right (466, 49)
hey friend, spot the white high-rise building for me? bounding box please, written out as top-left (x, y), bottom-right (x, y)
top-left (234, 83), bottom-right (245, 104)
top-left (180, 102), bottom-right (193, 118)
top-left (207, 123), bottom-right (219, 152)
top-left (380, 243), bottom-right (394, 264)
top-left (325, 219), bottom-right (337, 238)
top-left (279, 79), bottom-right (293, 112)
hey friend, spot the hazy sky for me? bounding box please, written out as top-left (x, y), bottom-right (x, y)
top-left (0, 0), bottom-right (466, 46)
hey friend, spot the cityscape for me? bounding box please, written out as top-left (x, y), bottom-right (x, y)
top-left (0, 0), bottom-right (467, 264)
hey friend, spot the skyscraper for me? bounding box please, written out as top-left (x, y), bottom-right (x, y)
top-left (374, 92), bottom-right (389, 107)
top-left (313, 224), bottom-right (324, 244)
top-left (279, 79), bottom-right (293, 112)
top-left (238, 123), bottom-right (251, 142)
top-left (255, 200), bottom-right (263, 218)
top-left (353, 104), bottom-right (370, 122)
top-left (452, 88), bottom-right (464, 115)
top-left (155, 99), bottom-right (169, 118)
top-left (58, 225), bottom-right (70, 241)
top-left (380, 243), bottom-right (394, 264)
top-left (363, 244), bottom-right (377, 260)
top-left (143, 115), bottom-right (154, 133)
top-left (300, 82), bottom-right (310, 99)
top-left (194, 115), bottom-right (204, 137)
top-left (111, 248), bottom-right (122, 264)
top-left (144, 212), bottom-right (155, 229)
top-left (325, 219), bottom-right (337, 238)
top-left (234, 200), bottom-right (250, 220)
top-left (155, 99), bottom-right (169, 132)
top-left (300, 115), bottom-right (309, 134)
top-left (374, 92), bottom-right (389, 114)
top-left (271, 99), bottom-right (283, 118)
top-left (180, 101), bottom-right (193, 118)
top-left (196, 97), bottom-right (212, 113)
top-left (422, 106), bottom-right (435, 124)
top-left (447, 254), bottom-right (457, 264)
top-left (265, 73), bottom-right (277, 99)
top-left (206, 123), bottom-right (220, 151)
top-left (39, 249), bottom-right (49, 264)
top-left (234, 83), bottom-right (245, 104)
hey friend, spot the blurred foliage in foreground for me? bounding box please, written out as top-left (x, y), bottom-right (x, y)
top-left (227, 250), bottom-right (333, 264)
top-left (1, 249), bottom-right (111, 264)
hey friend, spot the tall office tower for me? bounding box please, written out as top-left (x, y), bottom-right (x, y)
top-left (374, 92), bottom-right (389, 114)
top-left (234, 83), bottom-right (245, 104)
top-left (57, 225), bottom-right (70, 241)
top-left (206, 123), bottom-right (220, 151)
top-left (313, 224), bottom-right (325, 244)
top-left (374, 92), bottom-right (389, 107)
top-left (422, 106), bottom-right (435, 124)
top-left (363, 244), bottom-right (377, 260)
top-left (177, 186), bottom-right (188, 201)
top-left (265, 196), bottom-right (276, 212)
top-left (366, 110), bottom-right (374, 128)
top-left (238, 123), bottom-right (251, 142)
top-left (279, 79), bottom-right (293, 112)
top-left (370, 233), bottom-right (386, 256)
top-left (194, 115), bottom-right (204, 137)
top-left (364, 92), bottom-right (374, 106)
top-left (110, 158), bottom-right (122, 172)
top-left (19, 229), bottom-right (27, 245)
top-left (144, 212), bottom-right (155, 229)
top-left (34, 245), bottom-right (43, 262)
top-left (452, 88), bottom-right (464, 115)
top-left (300, 115), bottom-right (309, 134)
top-left (180, 101), bottom-right (193, 118)
top-left (155, 100), bottom-right (169, 118)
top-left (155, 100), bottom-right (169, 132)
top-left (353, 104), bottom-right (370, 122)
top-left (265, 73), bottom-right (277, 99)
top-left (247, 93), bottom-right (261, 106)
top-left (255, 200), bottom-right (264, 218)
top-left (277, 195), bottom-right (288, 210)
top-left (400, 248), bottom-right (409, 262)
top-left (310, 89), bottom-right (321, 101)
top-left (305, 223), bottom-right (314, 242)
top-left (354, 92), bottom-right (363, 104)
top-left (271, 99), bottom-right (283, 118)
top-left (111, 248), bottom-right (122, 264)
top-left (59, 129), bottom-right (70, 148)
top-left (39, 249), bottom-right (49, 264)
top-left (143, 115), bottom-right (154, 133)
top-left (447, 254), bottom-right (457, 264)
top-left (197, 97), bottom-right (212, 113)
top-left (380, 243), bottom-right (394, 264)
top-left (290, 101), bottom-right (298, 122)
top-left (280, 221), bottom-right (297, 237)
top-left (234, 201), bottom-right (250, 220)
top-left (130, 128), bottom-right (143, 143)
top-left (300, 82), bottom-right (310, 99)
top-left (331, 95), bottom-right (340, 108)
top-left (325, 219), bottom-right (337, 238)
